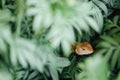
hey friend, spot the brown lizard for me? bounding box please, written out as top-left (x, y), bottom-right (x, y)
top-left (72, 42), bottom-right (94, 55)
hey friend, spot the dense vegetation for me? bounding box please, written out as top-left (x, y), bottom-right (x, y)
top-left (0, 0), bottom-right (120, 80)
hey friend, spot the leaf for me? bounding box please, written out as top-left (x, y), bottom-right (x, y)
top-left (112, 35), bottom-right (120, 44)
top-left (104, 48), bottom-right (114, 62)
top-left (95, 49), bottom-right (107, 55)
top-left (26, 0), bottom-right (105, 56)
top-left (111, 49), bottom-right (120, 69)
top-left (27, 71), bottom-right (39, 80)
top-left (0, 38), bottom-right (7, 54)
top-left (47, 25), bottom-right (75, 55)
top-left (85, 16), bottom-right (99, 33)
top-left (10, 38), bottom-right (45, 72)
top-left (92, 0), bottom-right (108, 16)
top-left (33, 14), bottom-right (43, 32)
top-left (0, 9), bottom-right (12, 23)
top-left (116, 73), bottom-right (120, 80)
top-left (100, 36), bottom-right (119, 46)
top-left (49, 64), bottom-right (59, 80)
top-left (56, 57), bottom-right (70, 68)
top-left (15, 70), bottom-right (26, 80)
top-left (0, 61), bottom-right (13, 80)
top-left (74, 18), bottom-right (90, 32)
top-left (0, 23), bottom-right (13, 45)
top-left (92, 6), bottom-right (103, 30)
top-left (10, 45), bottom-right (18, 66)
top-left (96, 41), bottom-right (112, 48)
top-left (85, 55), bottom-right (108, 80)
top-left (113, 16), bottom-right (119, 24)
top-left (61, 40), bottom-right (71, 57)
top-left (33, 12), bottom-right (53, 34)
top-left (0, 69), bottom-right (13, 80)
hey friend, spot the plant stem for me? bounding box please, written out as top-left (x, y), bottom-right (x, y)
top-left (15, 0), bottom-right (24, 37)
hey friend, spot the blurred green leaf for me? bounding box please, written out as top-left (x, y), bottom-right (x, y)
top-left (0, 69), bottom-right (13, 80)
top-left (47, 25), bottom-right (75, 55)
top-left (85, 16), bottom-right (99, 33)
top-left (56, 57), bottom-right (70, 68)
top-left (111, 49), bottom-right (120, 69)
top-left (49, 64), bottom-right (59, 80)
top-left (96, 41), bottom-right (112, 48)
top-left (85, 55), bottom-right (108, 80)
top-left (10, 38), bottom-right (37, 68)
top-left (113, 16), bottom-right (120, 24)
top-left (0, 38), bottom-right (7, 54)
top-left (92, 0), bottom-right (108, 16)
top-left (0, 9), bottom-right (12, 23)
top-left (100, 36), bottom-right (119, 46)
top-left (92, 6), bottom-right (103, 30)
top-left (75, 55), bottom-right (108, 80)
top-left (116, 73), bottom-right (120, 80)
top-left (0, 61), bottom-right (13, 80)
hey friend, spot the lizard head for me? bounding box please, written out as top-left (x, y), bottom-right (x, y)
top-left (75, 42), bottom-right (94, 55)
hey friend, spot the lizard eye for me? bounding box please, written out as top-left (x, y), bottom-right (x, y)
top-left (82, 48), bottom-right (85, 50)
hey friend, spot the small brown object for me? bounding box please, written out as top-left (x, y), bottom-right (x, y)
top-left (72, 42), bottom-right (94, 55)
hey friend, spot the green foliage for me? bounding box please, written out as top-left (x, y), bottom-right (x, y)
top-left (0, 61), bottom-right (13, 80)
top-left (75, 55), bottom-right (108, 80)
top-left (116, 73), bottom-right (120, 80)
top-left (104, 0), bottom-right (120, 8)
top-left (0, 0), bottom-right (120, 80)
top-left (26, 0), bottom-right (107, 56)
top-left (96, 16), bottom-right (120, 70)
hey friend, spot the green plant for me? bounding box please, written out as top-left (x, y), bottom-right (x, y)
top-left (0, 0), bottom-right (120, 80)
